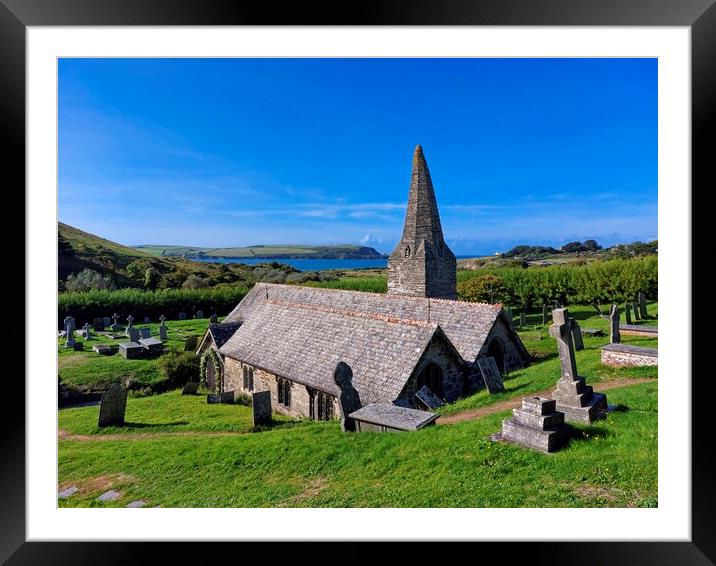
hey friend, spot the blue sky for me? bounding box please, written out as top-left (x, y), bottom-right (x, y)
top-left (58, 58), bottom-right (657, 255)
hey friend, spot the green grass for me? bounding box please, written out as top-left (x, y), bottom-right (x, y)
top-left (58, 382), bottom-right (657, 508)
top-left (58, 318), bottom-right (214, 391)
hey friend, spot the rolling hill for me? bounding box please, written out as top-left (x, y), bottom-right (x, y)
top-left (135, 243), bottom-right (386, 259)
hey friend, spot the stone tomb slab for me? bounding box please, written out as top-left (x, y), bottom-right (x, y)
top-left (58, 486), bottom-right (78, 499)
top-left (97, 490), bottom-right (122, 502)
top-left (349, 403), bottom-right (439, 432)
top-left (252, 390), bottom-right (272, 426)
top-left (580, 328), bottom-right (604, 337)
top-left (127, 500), bottom-right (146, 508)
top-left (92, 344), bottom-right (113, 355)
top-left (619, 324), bottom-right (658, 338)
top-left (477, 356), bottom-right (505, 393)
top-left (119, 341), bottom-right (144, 359)
top-left (98, 383), bottom-right (127, 427)
top-left (415, 385), bottom-right (444, 410)
top-left (601, 343), bottom-right (658, 367)
top-left (139, 337), bottom-right (163, 354)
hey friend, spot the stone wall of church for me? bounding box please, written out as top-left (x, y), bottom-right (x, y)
top-left (394, 335), bottom-right (465, 407)
top-left (387, 252), bottom-right (456, 299)
top-left (223, 357), bottom-right (338, 419)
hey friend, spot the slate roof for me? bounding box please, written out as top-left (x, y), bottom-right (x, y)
top-left (224, 283), bottom-right (503, 362)
top-left (219, 298), bottom-right (452, 404)
top-left (207, 322), bottom-right (243, 349)
top-left (349, 403), bottom-right (439, 430)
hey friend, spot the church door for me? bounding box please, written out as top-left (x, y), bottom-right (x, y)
top-left (416, 362), bottom-right (444, 398)
top-left (206, 357), bottom-right (215, 391)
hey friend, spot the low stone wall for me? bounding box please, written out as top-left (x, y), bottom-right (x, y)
top-left (619, 324), bottom-right (658, 338)
top-left (601, 343), bottom-right (658, 367)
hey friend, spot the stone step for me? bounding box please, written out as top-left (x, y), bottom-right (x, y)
top-left (557, 392), bottom-right (608, 425)
top-left (501, 418), bottom-right (571, 453)
top-left (512, 408), bottom-right (565, 431)
top-left (553, 388), bottom-right (594, 408)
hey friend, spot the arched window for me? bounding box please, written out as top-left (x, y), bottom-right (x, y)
top-left (242, 366), bottom-right (248, 390)
top-left (487, 338), bottom-right (506, 374)
top-left (405, 245), bottom-right (411, 257)
top-left (277, 378), bottom-right (291, 407)
top-left (416, 362), bottom-right (444, 398)
top-left (248, 368), bottom-right (254, 391)
top-left (314, 392), bottom-right (334, 421)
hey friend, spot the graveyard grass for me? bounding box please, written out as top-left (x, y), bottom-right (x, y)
top-left (58, 303), bottom-right (658, 508)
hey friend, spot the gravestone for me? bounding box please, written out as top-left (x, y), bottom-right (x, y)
top-left (624, 303), bottom-right (632, 325)
top-left (333, 361), bottom-right (363, 431)
top-left (119, 341), bottom-right (143, 359)
top-left (72, 342), bottom-right (84, 351)
top-left (159, 325), bottom-right (168, 341)
top-left (81, 323), bottom-right (92, 339)
top-left (65, 335), bottom-right (76, 348)
top-left (127, 326), bottom-right (140, 343)
top-left (103, 316), bottom-right (111, 328)
top-left (415, 385), bottom-right (444, 410)
top-left (549, 308), bottom-right (608, 424)
top-left (92, 344), bottom-right (112, 355)
top-left (63, 315), bottom-right (76, 334)
top-left (519, 312), bottom-right (526, 327)
top-left (221, 391), bottom-right (235, 403)
top-left (632, 301), bottom-right (641, 321)
top-left (207, 393), bottom-right (220, 404)
top-left (98, 383), bottom-right (127, 427)
top-left (126, 314), bottom-right (134, 328)
top-left (542, 304), bottom-right (548, 325)
top-left (195, 310), bottom-right (204, 319)
top-left (139, 327), bottom-right (151, 339)
top-left (143, 317), bottom-right (151, 323)
top-left (58, 330), bottom-right (66, 339)
top-left (639, 295), bottom-right (649, 318)
top-left (178, 312), bottom-right (186, 320)
top-left (569, 317), bottom-right (584, 351)
top-left (181, 382), bottom-right (199, 395)
top-left (209, 313), bottom-right (218, 323)
top-left (139, 337), bottom-right (163, 354)
top-left (93, 318), bottom-right (105, 331)
top-left (184, 335), bottom-right (199, 352)
top-left (504, 307), bottom-right (513, 327)
top-left (499, 397), bottom-right (571, 453)
top-left (252, 390), bottom-right (272, 426)
top-left (609, 304), bottom-right (621, 344)
top-left (110, 312), bottom-right (122, 332)
top-left (477, 356), bottom-right (505, 393)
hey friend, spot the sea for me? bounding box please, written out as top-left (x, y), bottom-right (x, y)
top-left (194, 256), bottom-right (476, 272)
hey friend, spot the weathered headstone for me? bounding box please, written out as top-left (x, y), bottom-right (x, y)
top-left (415, 385), bottom-right (444, 410)
top-left (195, 310), bottom-right (204, 319)
top-left (58, 486), bottom-right (78, 499)
top-left (206, 393), bottom-right (220, 404)
top-left (549, 308), bottom-right (608, 424)
top-left (477, 356), bottom-right (505, 393)
top-left (221, 391), bottom-right (235, 403)
top-left (139, 337), bottom-right (163, 354)
top-left (143, 316), bottom-right (151, 323)
top-left (110, 312), bottom-right (122, 332)
top-left (81, 323), bottom-right (92, 339)
top-left (252, 390), bottom-right (272, 426)
top-left (63, 315), bottom-right (76, 334)
top-left (209, 313), bottom-right (218, 323)
top-left (119, 341), bottom-right (143, 359)
top-left (93, 318), bottom-right (105, 331)
top-left (609, 304), bottom-right (620, 344)
top-left (569, 317), bottom-right (584, 351)
top-left (98, 383), bottom-right (127, 427)
top-left (159, 315), bottom-right (168, 340)
top-left (638, 292), bottom-right (648, 319)
top-left (178, 312), bottom-right (186, 320)
top-left (181, 382), bottom-right (199, 395)
top-left (139, 327), bottom-right (151, 339)
top-left (504, 307), bottom-right (513, 327)
top-left (624, 303), bottom-right (632, 325)
top-left (519, 312), bottom-right (526, 328)
top-left (126, 314), bottom-right (134, 328)
top-left (127, 326), bottom-right (140, 343)
top-left (632, 301), bottom-right (641, 321)
top-left (72, 342), bottom-right (84, 351)
top-left (542, 304), bottom-right (548, 325)
top-left (498, 396), bottom-right (571, 453)
top-left (333, 361), bottom-right (363, 431)
top-left (103, 316), bottom-right (111, 328)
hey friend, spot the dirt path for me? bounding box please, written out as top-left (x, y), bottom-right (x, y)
top-left (438, 377), bottom-right (656, 424)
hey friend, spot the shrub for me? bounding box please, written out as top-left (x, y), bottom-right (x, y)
top-left (182, 274), bottom-right (210, 289)
top-left (159, 350), bottom-right (200, 387)
top-left (457, 274), bottom-right (505, 303)
top-left (65, 269), bottom-right (116, 292)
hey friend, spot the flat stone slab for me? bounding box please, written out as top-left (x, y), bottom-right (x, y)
top-left (619, 324), bottom-right (658, 336)
top-left (601, 343), bottom-right (658, 367)
top-left (139, 337), bottom-right (163, 352)
top-left (349, 403), bottom-right (438, 431)
top-left (58, 486), bottom-right (78, 499)
top-left (580, 328), bottom-right (604, 337)
top-left (92, 344), bottom-right (113, 355)
top-left (415, 385), bottom-right (444, 410)
top-left (119, 342), bottom-right (144, 359)
top-left (97, 490), bottom-right (121, 502)
top-left (126, 500), bottom-right (146, 508)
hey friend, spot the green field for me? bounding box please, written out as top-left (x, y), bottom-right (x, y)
top-left (58, 303), bottom-right (658, 508)
top-left (135, 243), bottom-right (379, 259)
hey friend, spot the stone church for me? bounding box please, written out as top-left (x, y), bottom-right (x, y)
top-left (200, 145), bottom-right (530, 420)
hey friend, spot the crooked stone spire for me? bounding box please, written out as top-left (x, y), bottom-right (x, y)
top-left (388, 145), bottom-right (457, 299)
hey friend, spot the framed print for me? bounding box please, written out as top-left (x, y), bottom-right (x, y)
top-left (4, 0), bottom-right (715, 563)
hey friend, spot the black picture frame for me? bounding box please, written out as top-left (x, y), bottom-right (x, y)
top-left (5, 0), bottom-right (713, 563)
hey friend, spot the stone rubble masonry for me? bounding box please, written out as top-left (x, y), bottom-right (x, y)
top-left (500, 397), bottom-right (571, 453)
top-left (619, 324), bottom-right (658, 338)
top-left (387, 145), bottom-right (457, 299)
top-left (601, 343), bottom-right (658, 367)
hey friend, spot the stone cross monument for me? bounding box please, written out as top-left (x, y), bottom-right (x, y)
top-left (549, 308), bottom-right (607, 424)
top-left (333, 361), bottom-right (362, 432)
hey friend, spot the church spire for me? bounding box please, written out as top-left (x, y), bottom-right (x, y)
top-left (387, 145), bottom-right (457, 299)
top-left (400, 145), bottom-right (447, 246)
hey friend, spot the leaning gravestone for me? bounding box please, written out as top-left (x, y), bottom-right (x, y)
top-left (632, 301), bottom-right (641, 321)
top-left (178, 312), bottom-right (187, 320)
top-left (110, 312), bottom-right (122, 332)
top-left (252, 390), bottom-right (272, 426)
top-left (477, 356), bottom-right (505, 393)
top-left (549, 308), bottom-right (607, 424)
top-left (624, 303), bottom-right (632, 325)
top-left (609, 304), bottom-right (621, 344)
top-left (333, 361), bottom-right (363, 432)
top-left (127, 326), bottom-right (140, 343)
top-left (98, 383), bottom-right (127, 427)
top-left (415, 385), bottom-right (444, 410)
top-left (182, 382), bottom-right (199, 395)
top-left (81, 323), bottom-right (92, 339)
top-left (638, 292), bottom-right (648, 319)
top-left (195, 310), bottom-right (204, 319)
top-left (569, 317), bottom-right (584, 351)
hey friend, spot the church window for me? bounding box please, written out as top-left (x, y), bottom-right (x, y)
top-left (243, 366), bottom-right (254, 391)
top-left (405, 246), bottom-right (411, 257)
top-left (278, 378), bottom-right (291, 408)
top-left (315, 392), bottom-right (334, 421)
